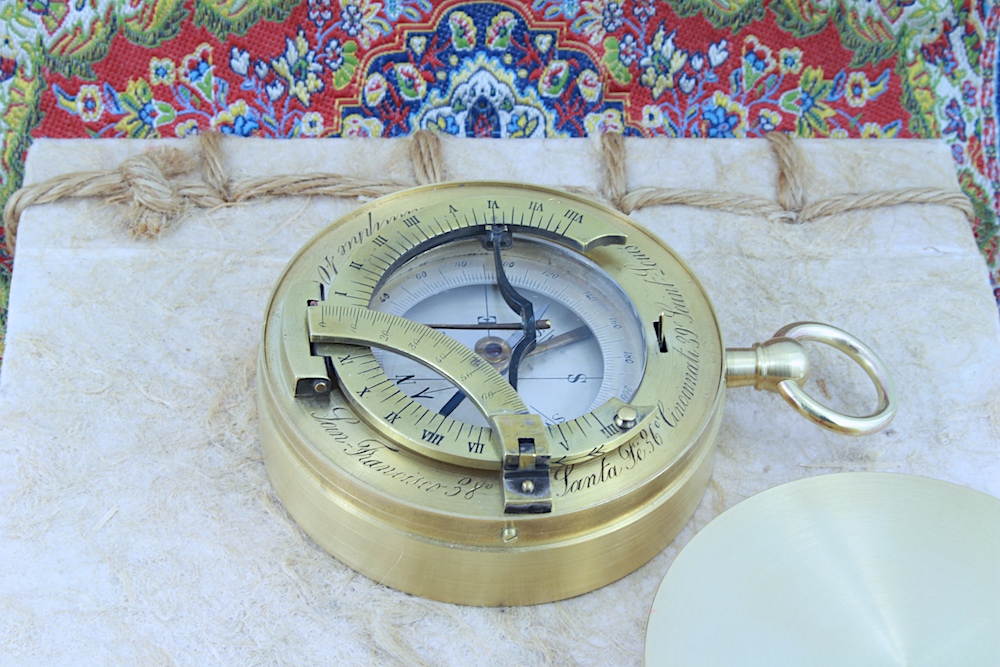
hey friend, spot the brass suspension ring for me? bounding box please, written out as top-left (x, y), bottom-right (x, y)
top-left (773, 322), bottom-right (897, 436)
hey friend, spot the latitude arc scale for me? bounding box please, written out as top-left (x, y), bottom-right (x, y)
top-left (257, 182), bottom-right (896, 606)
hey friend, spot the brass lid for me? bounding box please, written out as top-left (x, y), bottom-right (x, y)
top-left (645, 473), bottom-right (1000, 665)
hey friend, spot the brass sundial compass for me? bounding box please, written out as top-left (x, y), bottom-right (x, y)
top-left (257, 182), bottom-right (896, 606)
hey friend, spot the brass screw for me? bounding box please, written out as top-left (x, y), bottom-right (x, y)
top-left (312, 379), bottom-right (330, 394)
top-left (521, 480), bottom-right (535, 493)
top-left (614, 405), bottom-right (638, 430)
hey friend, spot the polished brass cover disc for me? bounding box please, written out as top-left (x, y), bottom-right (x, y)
top-left (645, 473), bottom-right (1000, 665)
top-left (258, 182), bottom-right (725, 606)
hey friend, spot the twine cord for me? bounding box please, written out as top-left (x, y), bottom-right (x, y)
top-left (618, 187), bottom-right (797, 222)
top-left (599, 132), bottom-right (628, 210)
top-left (198, 130), bottom-right (231, 203)
top-left (410, 129), bottom-right (445, 186)
top-left (797, 187), bottom-right (975, 221)
top-left (766, 131), bottom-right (808, 213)
top-left (2, 130), bottom-right (975, 256)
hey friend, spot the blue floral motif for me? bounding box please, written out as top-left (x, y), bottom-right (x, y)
top-left (943, 98), bottom-right (966, 141)
top-left (341, 5), bottom-right (627, 138)
top-left (745, 51), bottom-right (767, 73)
top-left (341, 5), bottom-right (363, 37)
top-left (618, 34), bottom-right (639, 66)
top-left (962, 81), bottom-right (976, 106)
top-left (186, 56), bottom-right (210, 84)
top-left (384, 0), bottom-right (404, 20)
top-left (152, 61), bottom-right (173, 82)
top-left (602, 3), bottom-right (624, 32)
top-left (532, 0), bottom-right (581, 20)
top-left (951, 142), bottom-right (965, 165)
top-left (704, 103), bottom-right (739, 138)
top-left (137, 102), bottom-right (158, 128)
top-left (224, 112), bottom-right (260, 136)
top-left (418, 66), bottom-right (547, 138)
top-left (384, 0), bottom-right (432, 21)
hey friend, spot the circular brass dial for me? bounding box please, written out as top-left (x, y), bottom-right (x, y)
top-left (320, 195), bottom-right (665, 470)
top-left (258, 182), bottom-right (726, 605)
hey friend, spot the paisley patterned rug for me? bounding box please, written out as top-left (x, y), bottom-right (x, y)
top-left (1, 0), bottom-right (997, 363)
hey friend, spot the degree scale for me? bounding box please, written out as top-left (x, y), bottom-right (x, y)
top-left (258, 182), bottom-right (896, 606)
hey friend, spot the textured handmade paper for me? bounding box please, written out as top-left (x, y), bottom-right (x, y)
top-left (1, 137), bottom-right (997, 665)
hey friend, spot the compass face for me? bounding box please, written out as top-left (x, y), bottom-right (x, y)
top-left (297, 182), bottom-right (727, 470)
top-left (369, 238), bottom-right (646, 427)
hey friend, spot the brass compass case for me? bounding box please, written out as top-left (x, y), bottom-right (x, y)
top-left (257, 182), bottom-right (888, 606)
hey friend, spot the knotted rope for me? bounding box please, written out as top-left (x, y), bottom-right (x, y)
top-left (594, 131), bottom-right (973, 223)
top-left (766, 131), bottom-right (808, 214)
top-left (2, 130), bottom-right (974, 256)
top-left (3, 130), bottom-right (444, 254)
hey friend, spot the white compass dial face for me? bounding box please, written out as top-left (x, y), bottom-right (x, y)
top-left (368, 237), bottom-right (646, 427)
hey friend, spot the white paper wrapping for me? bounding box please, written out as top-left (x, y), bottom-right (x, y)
top-left (1, 137), bottom-right (997, 665)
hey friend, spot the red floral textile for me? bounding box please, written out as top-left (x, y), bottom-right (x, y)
top-left (1, 0), bottom-right (997, 363)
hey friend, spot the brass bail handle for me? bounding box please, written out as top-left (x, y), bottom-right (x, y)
top-left (725, 322), bottom-right (897, 436)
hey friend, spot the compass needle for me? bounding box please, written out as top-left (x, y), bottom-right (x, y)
top-left (438, 303), bottom-right (552, 418)
top-left (528, 325), bottom-right (593, 357)
top-left (260, 182), bottom-right (895, 606)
